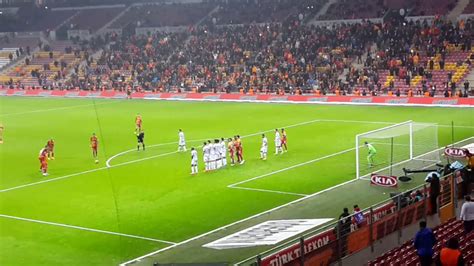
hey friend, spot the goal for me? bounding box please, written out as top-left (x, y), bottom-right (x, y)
top-left (356, 121), bottom-right (439, 179)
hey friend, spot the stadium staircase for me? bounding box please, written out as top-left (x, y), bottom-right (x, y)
top-left (368, 219), bottom-right (474, 266)
top-left (311, 0), bottom-right (339, 22)
top-left (448, 0), bottom-right (471, 21)
top-left (465, 67), bottom-right (474, 90)
top-left (96, 5), bottom-right (133, 36)
top-left (52, 10), bottom-right (81, 33)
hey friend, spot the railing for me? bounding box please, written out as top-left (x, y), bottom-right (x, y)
top-left (236, 173), bottom-right (458, 266)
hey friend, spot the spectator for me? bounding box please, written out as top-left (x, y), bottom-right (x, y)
top-left (414, 221), bottom-right (436, 266)
top-left (352, 204), bottom-right (365, 227)
top-left (460, 195), bottom-right (474, 233)
top-left (338, 207), bottom-right (351, 257)
top-left (427, 172), bottom-right (441, 213)
top-left (439, 59), bottom-right (445, 70)
top-left (429, 59), bottom-right (434, 70)
top-left (436, 237), bottom-right (465, 266)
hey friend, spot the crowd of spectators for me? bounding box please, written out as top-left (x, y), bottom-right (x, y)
top-left (62, 17), bottom-right (472, 97)
top-left (2, 1), bottom-right (473, 97)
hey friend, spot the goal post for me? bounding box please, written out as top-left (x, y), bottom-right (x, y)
top-left (356, 121), bottom-right (439, 179)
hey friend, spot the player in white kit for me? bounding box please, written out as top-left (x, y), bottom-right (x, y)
top-left (220, 138), bottom-right (227, 167)
top-left (190, 147), bottom-right (198, 174)
top-left (203, 141), bottom-right (210, 171)
top-left (274, 129), bottom-right (283, 154)
top-left (213, 139), bottom-right (222, 169)
top-left (260, 134), bottom-right (268, 160)
top-left (209, 140), bottom-right (217, 170)
top-left (178, 129), bottom-right (187, 152)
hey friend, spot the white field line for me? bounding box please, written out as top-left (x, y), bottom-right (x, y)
top-left (144, 97), bottom-right (474, 108)
top-left (106, 141), bottom-right (182, 167)
top-left (234, 161), bottom-right (444, 266)
top-left (2, 118), bottom-right (324, 193)
top-left (0, 214), bottom-right (176, 245)
top-left (106, 118), bottom-right (323, 167)
top-left (317, 119), bottom-right (474, 129)
top-left (358, 136), bottom-right (474, 180)
top-left (230, 186), bottom-right (308, 197)
top-left (0, 151), bottom-right (179, 193)
top-left (120, 136), bottom-right (474, 265)
top-left (0, 101), bottom-right (118, 117)
top-left (228, 147), bottom-right (356, 188)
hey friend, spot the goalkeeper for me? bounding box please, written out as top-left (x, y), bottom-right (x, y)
top-left (365, 141), bottom-right (377, 168)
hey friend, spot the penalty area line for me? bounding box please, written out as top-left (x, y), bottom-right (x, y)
top-left (0, 214), bottom-right (176, 245)
top-left (228, 147), bottom-right (356, 188)
top-left (120, 177), bottom-right (359, 265)
top-left (121, 136), bottom-right (474, 265)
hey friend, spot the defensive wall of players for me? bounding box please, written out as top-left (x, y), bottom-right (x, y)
top-left (1, 88), bottom-right (474, 107)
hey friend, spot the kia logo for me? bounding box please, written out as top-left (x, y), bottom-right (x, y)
top-left (371, 174), bottom-right (398, 188)
top-left (444, 147), bottom-right (467, 158)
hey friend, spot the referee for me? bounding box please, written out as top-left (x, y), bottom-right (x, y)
top-left (137, 130), bottom-right (145, 151)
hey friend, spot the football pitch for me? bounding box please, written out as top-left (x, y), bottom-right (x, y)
top-left (0, 97), bottom-right (473, 265)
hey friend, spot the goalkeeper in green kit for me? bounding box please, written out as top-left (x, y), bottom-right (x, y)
top-left (365, 141), bottom-right (377, 168)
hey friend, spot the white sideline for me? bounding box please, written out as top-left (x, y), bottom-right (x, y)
top-left (145, 97), bottom-right (474, 108)
top-left (0, 214), bottom-right (176, 245)
top-left (230, 186), bottom-right (309, 197)
top-left (228, 147), bottom-right (356, 188)
top-left (120, 178), bottom-right (359, 266)
top-left (120, 136), bottom-right (474, 265)
top-left (0, 101), bottom-right (118, 117)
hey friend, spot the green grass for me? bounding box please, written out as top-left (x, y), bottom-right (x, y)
top-left (0, 97), bottom-right (473, 265)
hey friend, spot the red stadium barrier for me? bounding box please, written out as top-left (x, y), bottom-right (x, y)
top-left (1, 89), bottom-right (473, 107)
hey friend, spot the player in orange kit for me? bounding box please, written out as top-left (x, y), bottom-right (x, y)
top-left (90, 133), bottom-right (99, 163)
top-left (235, 135), bottom-right (245, 164)
top-left (281, 128), bottom-right (288, 152)
top-left (135, 113), bottom-right (142, 131)
top-left (227, 138), bottom-right (235, 166)
top-left (38, 146), bottom-right (49, 176)
top-left (47, 138), bottom-right (55, 160)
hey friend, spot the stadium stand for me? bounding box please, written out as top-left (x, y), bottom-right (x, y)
top-left (110, 3), bottom-right (214, 28)
top-left (208, 0), bottom-right (328, 25)
top-left (368, 219), bottom-right (473, 265)
top-left (319, 0), bottom-right (387, 20)
top-left (409, 0), bottom-right (458, 16)
top-left (0, 1), bottom-right (472, 99)
top-left (463, 1), bottom-right (474, 14)
top-left (0, 48), bottom-right (17, 69)
top-left (319, 0), bottom-right (458, 20)
top-left (0, 7), bottom-right (78, 32)
top-left (62, 7), bottom-right (125, 33)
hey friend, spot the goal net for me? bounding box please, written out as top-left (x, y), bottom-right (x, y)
top-left (356, 121), bottom-right (439, 179)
